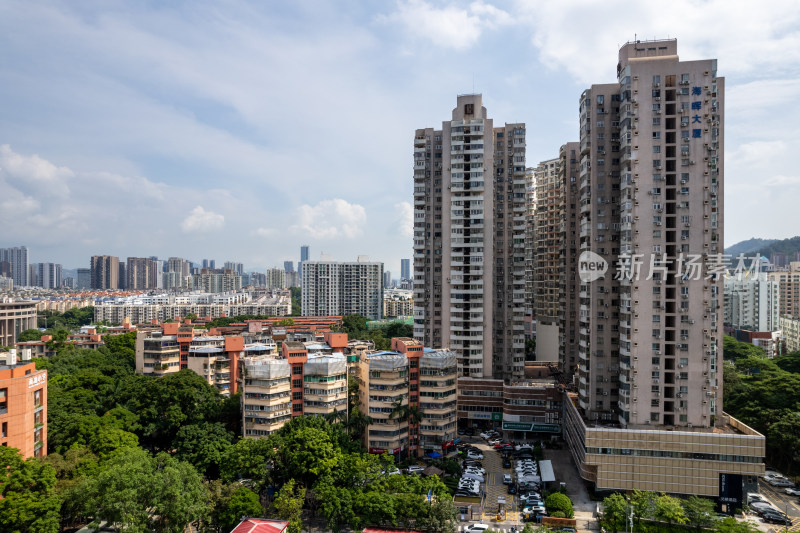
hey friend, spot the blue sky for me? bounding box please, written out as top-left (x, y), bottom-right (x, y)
top-left (1, 0), bottom-right (799, 273)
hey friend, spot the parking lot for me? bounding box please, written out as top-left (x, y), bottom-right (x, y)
top-left (454, 435), bottom-right (583, 531)
top-left (756, 479), bottom-right (800, 532)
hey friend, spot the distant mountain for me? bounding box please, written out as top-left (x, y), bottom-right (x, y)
top-left (725, 238), bottom-right (778, 257)
top-left (725, 236), bottom-right (800, 260)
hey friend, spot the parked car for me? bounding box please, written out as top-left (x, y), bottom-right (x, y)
top-left (785, 487), bottom-right (800, 496)
top-left (768, 478), bottom-right (794, 487)
top-left (761, 511), bottom-right (792, 525)
top-left (468, 452), bottom-right (484, 460)
top-left (503, 474), bottom-right (512, 484)
top-left (465, 524), bottom-right (490, 533)
top-left (407, 465), bottom-right (425, 475)
top-left (502, 459), bottom-right (512, 468)
top-left (507, 484), bottom-right (517, 494)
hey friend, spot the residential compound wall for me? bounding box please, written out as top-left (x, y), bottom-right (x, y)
top-left (413, 94), bottom-right (526, 381)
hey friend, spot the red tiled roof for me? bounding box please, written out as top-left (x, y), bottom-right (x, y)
top-left (230, 518), bottom-right (289, 533)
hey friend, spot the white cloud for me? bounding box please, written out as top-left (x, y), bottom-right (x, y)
top-left (253, 227), bottom-right (277, 238)
top-left (181, 206), bottom-right (225, 233)
top-left (0, 143), bottom-right (73, 196)
top-left (394, 201), bottom-right (414, 238)
top-left (514, 0), bottom-right (800, 83)
top-left (291, 199), bottom-right (367, 239)
top-left (378, 0), bottom-right (513, 50)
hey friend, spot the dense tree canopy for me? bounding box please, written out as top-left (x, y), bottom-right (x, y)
top-left (722, 335), bottom-right (800, 474)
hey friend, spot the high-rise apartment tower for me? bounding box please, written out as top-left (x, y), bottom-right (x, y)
top-left (412, 94), bottom-right (526, 380)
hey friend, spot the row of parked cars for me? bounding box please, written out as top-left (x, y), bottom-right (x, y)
top-left (747, 492), bottom-right (793, 526)
top-left (453, 444), bottom-right (487, 499)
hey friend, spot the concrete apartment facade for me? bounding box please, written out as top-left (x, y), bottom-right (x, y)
top-left (723, 275), bottom-right (780, 331)
top-left (561, 39), bottom-right (762, 500)
top-left (0, 359), bottom-right (47, 458)
top-left (0, 301), bottom-right (38, 347)
top-left (91, 255), bottom-right (120, 289)
top-left (126, 257), bottom-right (159, 290)
top-left (355, 339), bottom-right (458, 458)
top-left (413, 94), bottom-right (526, 380)
top-left (0, 247), bottom-right (29, 287)
top-left (301, 258), bottom-right (384, 320)
top-left (768, 262), bottom-right (800, 318)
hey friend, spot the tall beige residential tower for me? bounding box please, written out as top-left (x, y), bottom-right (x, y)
top-left (564, 39), bottom-right (763, 500)
top-left (413, 94), bottom-right (526, 380)
top-left (532, 144), bottom-right (580, 374)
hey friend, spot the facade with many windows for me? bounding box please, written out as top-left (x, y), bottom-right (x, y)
top-left (413, 94), bottom-right (526, 380)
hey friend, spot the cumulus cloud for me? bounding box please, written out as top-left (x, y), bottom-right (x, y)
top-left (514, 0), bottom-right (800, 83)
top-left (394, 201), bottom-right (414, 238)
top-left (253, 227), bottom-right (277, 238)
top-left (181, 206), bottom-right (225, 233)
top-left (291, 199), bottom-right (367, 239)
top-left (379, 0), bottom-right (513, 50)
top-left (0, 144), bottom-right (73, 196)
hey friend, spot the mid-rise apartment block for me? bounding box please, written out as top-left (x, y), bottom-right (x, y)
top-left (0, 356), bottom-right (47, 458)
top-left (768, 262), bottom-right (800, 318)
top-left (301, 257), bottom-right (383, 320)
top-left (559, 39), bottom-right (763, 501)
top-left (266, 268), bottom-right (289, 290)
top-left (355, 338), bottom-right (457, 457)
top-left (413, 94), bottom-right (526, 380)
top-left (91, 255), bottom-right (120, 289)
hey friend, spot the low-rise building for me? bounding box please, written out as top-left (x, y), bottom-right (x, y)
top-left (0, 354), bottom-right (47, 458)
top-left (563, 393), bottom-right (764, 501)
top-left (780, 315), bottom-right (800, 353)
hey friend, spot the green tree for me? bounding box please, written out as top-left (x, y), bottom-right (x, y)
top-left (16, 328), bottom-right (43, 342)
top-left (0, 447), bottom-right (61, 533)
top-left (86, 448), bottom-right (208, 533)
top-left (174, 422), bottom-right (234, 478)
top-left (275, 426), bottom-right (340, 487)
top-left (544, 492), bottom-right (573, 519)
top-left (630, 490), bottom-right (657, 523)
top-left (714, 517), bottom-right (761, 533)
top-left (220, 438), bottom-right (274, 490)
top-left (653, 493), bottom-right (687, 525)
top-left (601, 493), bottom-right (629, 532)
top-left (682, 495), bottom-right (716, 529)
top-left (417, 497), bottom-right (457, 533)
top-left (216, 486), bottom-right (262, 531)
top-left (273, 479), bottom-right (306, 533)
top-left (185, 313), bottom-right (199, 322)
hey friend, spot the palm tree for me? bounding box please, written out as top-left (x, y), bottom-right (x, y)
top-left (348, 405), bottom-right (373, 442)
top-left (389, 399), bottom-right (408, 423)
top-left (406, 404), bottom-right (425, 426)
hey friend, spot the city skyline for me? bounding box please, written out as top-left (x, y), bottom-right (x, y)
top-left (1, 2), bottom-right (799, 273)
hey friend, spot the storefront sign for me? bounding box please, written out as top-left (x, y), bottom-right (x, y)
top-left (502, 422), bottom-right (561, 433)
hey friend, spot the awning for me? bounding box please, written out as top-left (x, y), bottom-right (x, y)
top-left (539, 460), bottom-right (556, 483)
top-left (427, 451), bottom-right (443, 458)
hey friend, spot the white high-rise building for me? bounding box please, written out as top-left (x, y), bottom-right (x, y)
top-left (724, 274), bottom-right (780, 331)
top-left (301, 257), bottom-right (383, 320)
top-left (413, 94), bottom-right (526, 380)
